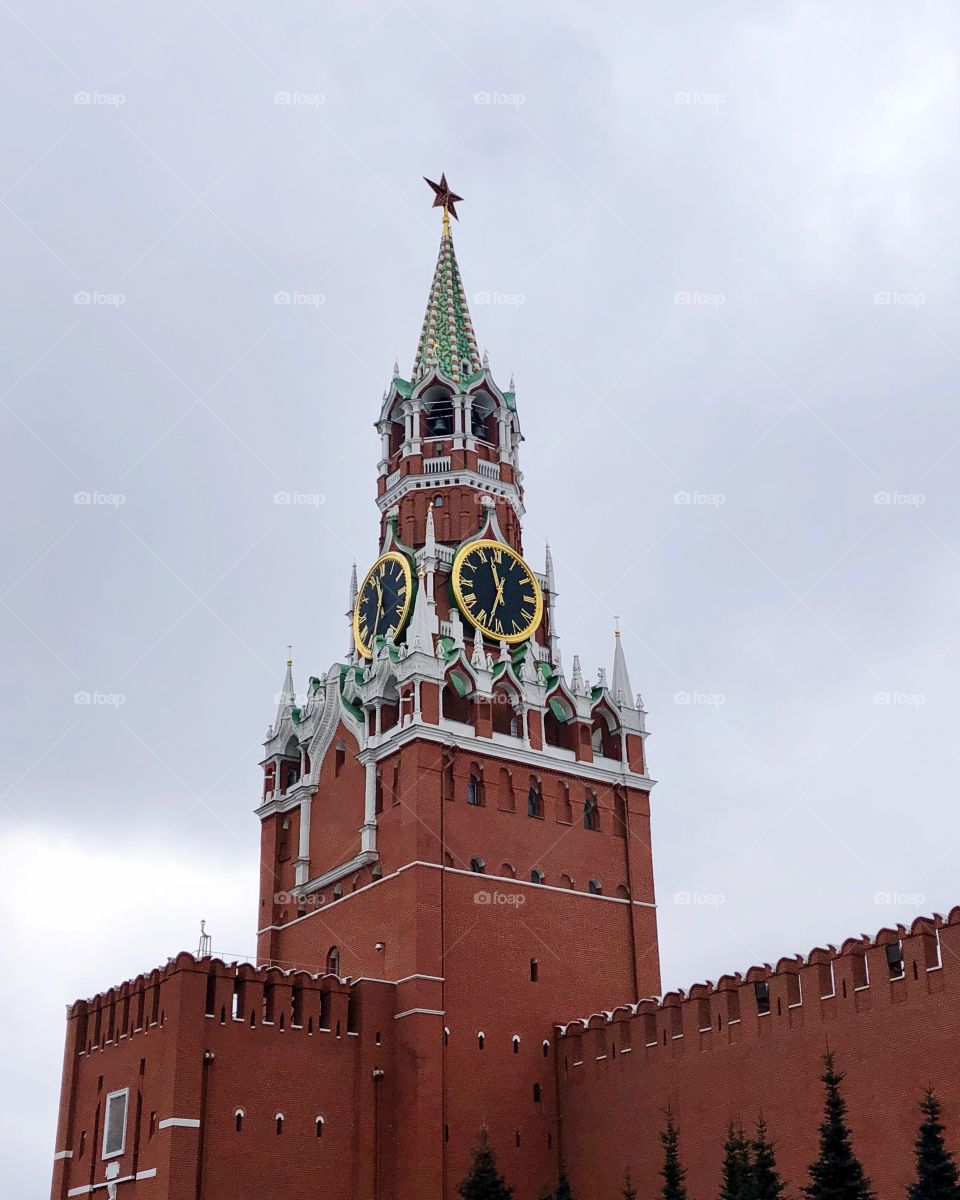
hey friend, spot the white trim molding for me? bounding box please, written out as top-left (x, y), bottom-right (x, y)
top-left (394, 1007), bottom-right (445, 1020)
top-left (54, 1150), bottom-right (73, 1160)
top-left (157, 1117), bottom-right (200, 1130)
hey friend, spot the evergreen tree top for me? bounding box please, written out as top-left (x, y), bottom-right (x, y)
top-left (458, 1130), bottom-right (514, 1200)
top-left (661, 1107), bottom-right (690, 1200)
top-left (751, 1114), bottom-right (787, 1200)
top-left (908, 1086), bottom-right (960, 1200)
top-left (804, 1052), bottom-right (875, 1200)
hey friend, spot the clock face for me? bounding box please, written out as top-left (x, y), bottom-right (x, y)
top-left (353, 551), bottom-right (414, 659)
top-left (451, 539), bottom-right (544, 644)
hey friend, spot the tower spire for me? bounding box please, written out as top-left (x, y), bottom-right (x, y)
top-left (413, 176), bottom-right (481, 385)
top-left (611, 622), bottom-right (635, 709)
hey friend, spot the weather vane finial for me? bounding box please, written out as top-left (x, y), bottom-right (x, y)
top-left (424, 173), bottom-right (463, 236)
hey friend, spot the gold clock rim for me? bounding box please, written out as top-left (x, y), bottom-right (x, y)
top-left (353, 551), bottom-right (415, 660)
top-left (451, 538), bottom-right (544, 645)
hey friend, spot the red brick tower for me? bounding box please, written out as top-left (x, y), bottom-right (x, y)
top-left (256, 187), bottom-right (661, 1197)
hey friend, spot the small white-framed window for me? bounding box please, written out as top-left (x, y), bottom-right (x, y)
top-left (102, 1088), bottom-right (129, 1160)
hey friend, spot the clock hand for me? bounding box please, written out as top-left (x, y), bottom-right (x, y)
top-left (491, 578), bottom-right (505, 615)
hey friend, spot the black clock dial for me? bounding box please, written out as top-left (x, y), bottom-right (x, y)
top-left (452, 539), bottom-right (543, 644)
top-left (353, 552), bottom-right (414, 659)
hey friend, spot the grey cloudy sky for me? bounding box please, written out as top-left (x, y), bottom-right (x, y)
top-left (4, 1), bottom-right (960, 1193)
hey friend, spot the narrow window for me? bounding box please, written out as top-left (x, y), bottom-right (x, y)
top-left (315, 1116), bottom-right (324, 1139)
top-left (433, 494), bottom-right (443, 507)
top-left (512, 1035), bottom-right (520, 1054)
top-left (275, 1114), bottom-right (284, 1135)
top-left (515, 1131), bottom-right (521, 1148)
top-left (530, 958), bottom-right (538, 982)
top-left (79, 1131), bottom-right (86, 1159)
top-left (588, 878), bottom-right (602, 895)
top-left (886, 942), bottom-right (905, 979)
top-left (102, 1089), bottom-right (129, 1159)
top-left (533, 1083), bottom-right (542, 1103)
top-left (326, 947), bottom-right (340, 975)
top-left (149, 1112), bottom-right (156, 1138)
top-left (478, 1032), bottom-right (485, 1050)
top-left (468, 768), bottom-right (484, 806)
top-left (335, 739), bottom-right (345, 776)
top-left (531, 868), bottom-right (545, 885)
top-left (543, 1040), bottom-right (550, 1057)
top-left (754, 980), bottom-right (771, 1015)
top-left (235, 1110), bottom-right (243, 1133)
top-left (444, 1027), bottom-right (450, 1046)
top-left (527, 777), bottom-right (543, 818)
top-left (470, 857), bottom-right (485, 874)
top-left (204, 973), bottom-right (216, 1017)
top-left (583, 792), bottom-right (600, 831)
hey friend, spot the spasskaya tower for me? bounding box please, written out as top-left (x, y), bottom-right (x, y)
top-left (256, 177), bottom-right (661, 1196)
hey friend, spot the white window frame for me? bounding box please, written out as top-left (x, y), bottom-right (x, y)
top-left (102, 1087), bottom-right (129, 1160)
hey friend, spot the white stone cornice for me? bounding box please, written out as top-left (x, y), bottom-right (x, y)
top-left (376, 466), bottom-right (525, 519)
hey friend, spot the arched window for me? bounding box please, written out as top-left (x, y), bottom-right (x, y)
top-left (512, 1035), bottom-right (520, 1054)
top-left (467, 764), bottom-right (484, 806)
top-left (275, 1113), bottom-right (284, 1135)
top-left (334, 739), bottom-right (345, 776)
top-left (478, 1031), bottom-right (485, 1050)
top-left (315, 1116), bottom-right (324, 1139)
top-left (583, 791), bottom-right (600, 831)
top-left (560, 872), bottom-right (575, 890)
top-left (423, 386), bottom-right (454, 437)
top-left (235, 1109), bottom-right (244, 1133)
top-left (530, 958), bottom-right (538, 982)
top-left (326, 947), bottom-right (340, 975)
top-left (542, 1040), bottom-right (550, 1057)
top-left (527, 776), bottom-right (543, 819)
top-left (470, 857), bottom-right (485, 874)
top-left (433, 494), bottom-right (443, 507)
top-left (530, 868), bottom-right (545, 885)
top-left (444, 1027), bottom-right (450, 1046)
top-left (501, 862), bottom-right (516, 878)
top-left (588, 878), bottom-right (603, 895)
top-left (533, 1083), bottom-right (542, 1103)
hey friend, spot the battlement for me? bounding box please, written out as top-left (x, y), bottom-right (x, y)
top-left (68, 950), bottom-right (388, 1055)
top-left (557, 909), bottom-right (954, 1048)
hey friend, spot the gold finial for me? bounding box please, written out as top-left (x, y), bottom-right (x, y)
top-left (286, 643), bottom-right (293, 665)
top-left (441, 206), bottom-right (451, 237)
top-left (614, 618), bottom-right (620, 637)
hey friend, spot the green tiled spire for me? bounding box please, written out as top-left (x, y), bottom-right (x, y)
top-left (412, 218), bottom-right (481, 385)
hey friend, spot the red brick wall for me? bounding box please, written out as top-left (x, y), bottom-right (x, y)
top-left (558, 914), bottom-right (960, 1200)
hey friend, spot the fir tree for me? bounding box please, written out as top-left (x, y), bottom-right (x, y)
top-left (623, 1170), bottom-right (638, 1200)
top-left (750, 1114), bottom-right (786, 1200)
top-left (908, 1086), bottom-right (960, 1200)
top-left (554, 1171), bottom-right (574, 1200)
top-left (720, 1121), bottom-right (752, 1200)
top-left (804, 1052), bottom-right (874, 1200)
top-left (660, 1107), bottom-right (690, 1200)
top-left (458, 1130), bottom-right (514, 1200)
